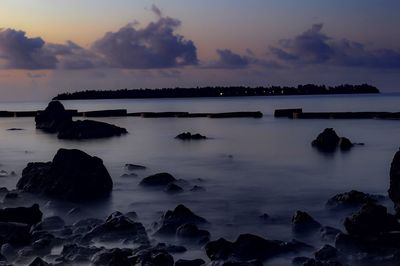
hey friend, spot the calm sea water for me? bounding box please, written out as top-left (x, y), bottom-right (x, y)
top-left (0, 93), bottom-right (399, 265)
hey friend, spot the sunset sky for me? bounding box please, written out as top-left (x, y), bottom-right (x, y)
top-left (0, 0), bottom-right (399, 100)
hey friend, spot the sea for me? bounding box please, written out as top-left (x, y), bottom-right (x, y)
top-left (0, 93), bottom-right (399, 265)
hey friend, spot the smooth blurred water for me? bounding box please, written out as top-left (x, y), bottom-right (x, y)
top-left (0, 93), bottom-right (399, 265)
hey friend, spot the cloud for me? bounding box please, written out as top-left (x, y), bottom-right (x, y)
top-left (270, 24), bottom-right (400, 68)
top-left (91, 16), bottom-right (198, 69)
top-left (0, 29), bottom-right (58, 69)
top-left (151, 4), bottom-right (163, 17)
top-left (210, 49), bottom-right (250, 69)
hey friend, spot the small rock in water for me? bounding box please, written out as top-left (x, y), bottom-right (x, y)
top-left (176, 132), bottom-right (207, 140)
top-left (7, 128), bottom-right (24, 131)
top-left (190, 185), bottom-right (206, 192)
top-left (125, 164), bottom-right (147, 171)
top-left (0, 170), bottom-right (8, 177)
top-left (292, 210), bottom-right (321, 233)
top-left (312, 128), bottom-right (355, 152)
top-left (140, 172), bottom-right (177, 187)
top-left (164, 183), bottom-right (184, 194)
top-left (120, 173), bottom-right (138, 178)
top-left (326, 190), bottom-right (383, 210)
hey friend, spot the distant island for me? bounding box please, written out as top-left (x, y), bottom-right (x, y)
top-left (53, 84), bottom-right (380, 100)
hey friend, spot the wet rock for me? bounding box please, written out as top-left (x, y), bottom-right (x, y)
top-left (140, 173), bottom-right (177, 187)
top-left (58, 119), bottom-right (127, 140)
top-left (176, 132), bottom-right (207, 140)
top-left (131, 246), bottom-right (174, 266)
top-left (326, 190), bottom-right (382, 210)
top-left (205, 234), bottom-right (311, 262)
top-left (312, 128), bottom-right (340, 151)
top-left (82, 211), bottom-right (149, 244)
top-left (17, 148), bottom-right (113, 202)
top-left (0, 222), bottom-right (31, 246)
top-left (292, 211), bottom-right (321, 233)
top-left (28, 257), bottom-right (50, 266)
top-left (34, 216), bottom-right (65, 231)
top-left (344, 202), bottom-right (400, 237)
top-left (92, 248), bottom-right (133, 266)
top-left (165, 183), bottom-right (184, 194)
top-left (153, 243), bottom-right (187, 254)
top-left (155, 204), bottom-right (208, 236)
top-left (190, 186), bottom-right (206, 192)
top-left (125, 164), bottom-right (147, 171)
top-left (61, 244), bottom-right (103, 262)
top-left (176, 223), bottom-right (210, 244)
top-left (35, 101), bottom-right (72, 133)
top-left (389, 150), bottom-right (400, 215)
top-left (320, 226), bottom-right (342, 242)
top-left (0, 203), bottom-right (43, 226)
top-left (175, 258), bottom-right (205, 266)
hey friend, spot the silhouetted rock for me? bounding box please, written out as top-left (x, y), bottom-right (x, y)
top-left (176, 223), bottom-right (210, 244)
top-left (190, 185), bottom-right (206, 192)
top-left (389, 150), bottom-right (400, 215)
top-left (92, 248), bottom-right (133, 266)
top-left (326, 190), bottom-right (383, 210)
top-left (205, 234), bottom-right (311, 262)
top-left (35, 101), bottom-right (72, 133)
top-left (312, 128), bottom-right (340, 151)
top-left (58, 119), bottom-right (127, 139)
top-left (292, 211), bottom-right (321, 233)
top-left (155, 205), bottom-right (208, 236)
top-left (0, 222), bottom-right (31, 245)
top-left (140, 173), bottom-right (177, 187)
top-left (28, 257), bottom-right (50, 266)
top-left (82, 211), bottom-right (149, 244)
top-left (131, 246), bottom-right (174, 266)
top-left (0, 204), bottom-right (42, 225)
top-left (17, 149), bottom-right (113, 202)
top-left (344, 202), bottom-right (400, 237)
top-left (175, 258), bottom-right (205, 266)
top-left (175, 132), bottom-right (207, 140)
top-left (339, 137), bottom-right (353, 151)
top-left (164, 183), bottom-right (184, 194)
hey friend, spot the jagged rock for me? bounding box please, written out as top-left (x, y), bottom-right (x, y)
top-left (344, 202), bottom-right (400, 236)
top-left (292, 211), bottom-right (321, 233)
top-left (205, 234), bottom-right (311, 262)
top-left (17, 149), bottom-right (113, 202)
top-left (176, 223), bottom-right (210, 244)
top-left (60, 244), bottom-right (103, 262)
top-left (28, 257), bottom-right (50, 266)
top-left (326, 190), bottom-right (383, 210)
top-left (0, 204), bottom-right (42, 225)
top-left (58, 119), bottom-right (127, 140)
top-left (155, 205), bottom-right (207, 236)
top-left (176, 132), bottom-right (207, 140)
top-left (131, 246), bottom-right (174, 266)
top-left (82, 212), bottom-right (149, 244)
top-left (140, 173), bottom-right (177, 187)
top-left (164, 183), bottom-right (184, 194)
top-left (35, 101), bottom-right (72, 133)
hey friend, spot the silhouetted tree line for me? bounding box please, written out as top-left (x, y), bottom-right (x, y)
top-left (53, 84), bottom-right (379, 100)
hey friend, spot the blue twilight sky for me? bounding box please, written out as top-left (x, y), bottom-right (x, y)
top-left (0, 0), bottom-right (399, 100)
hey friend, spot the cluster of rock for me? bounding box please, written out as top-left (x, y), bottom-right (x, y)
top-left (36, 101), bottom-right (127, 139)
top-left (311, 128), bottom-right (356, 152)
top-left (139, 172), bottom-right (205, 194)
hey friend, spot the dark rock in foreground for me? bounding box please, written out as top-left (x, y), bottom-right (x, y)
top-left (58, 119), bottom-right (127, 140)
top-left (0, 204), bottom-right (42, 226)
top-left (28, 257), bottom-right (50, 266)
top-left (17, 148), bottom-right (113, 202)
top-left (389, 150), bottom-right (400, 215)
top-left (35, 101), bottom-right (72, 133)
top-left (0, 222), bottom-right (31, 245)
top-left (176, 132), bottom-right (207, 140)
top-left (155, 204), bottom-right (207, 236)
top-left (205, 233), bottom-right (311, 262)
top-left (175, 258), bottom-right (205, 266)
top-left (344, 202), bottom-right (400, 237)
top-left (312, 128), bottom-right (354, 152)
top-left (326, 190), bottom-right (383, 210)
top-left (92, 248), bottom-right (133, 266)
top-left (140, 173), bottom-right (177, 187)
top-left (82, 211), bottom-right (149, 244)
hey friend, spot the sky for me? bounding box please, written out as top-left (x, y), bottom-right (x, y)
top-left (0, 0), bottom-right (399, 100)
